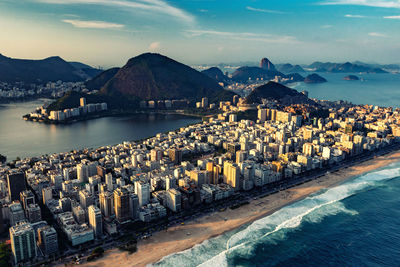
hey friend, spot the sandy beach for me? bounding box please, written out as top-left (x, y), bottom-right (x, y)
top-left (82, 150), bottom-right (400, 267)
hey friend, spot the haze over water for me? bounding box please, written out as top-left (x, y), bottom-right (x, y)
top-left (291, 73), bottom-right (400, 108)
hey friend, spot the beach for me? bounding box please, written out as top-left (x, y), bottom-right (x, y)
top-left (83, 150), bottom-right (400, 267)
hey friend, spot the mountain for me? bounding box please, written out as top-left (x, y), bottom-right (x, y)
top-left (260, 58), bottom-right (276, 71)
top-left (307, 61), bottom-right (387, 73)
top-left (304, 73), bottom-right (327, 83)
top-left (201, 67), bottom-right (230, 83)
top-left (85, 67), bottom-right (120, 91)
top-left (231, 66), bottom-right (282, 82)
top-left (69, 61), bottom-right (102, 79)
top-left (244, 81), bottom-right (316, 105)
top-left (0, 54), bottom-right (101, 84)
top-left (276, 63), bottom-right (305, 73)
top-left (99, 53), bottom-right (232, 101)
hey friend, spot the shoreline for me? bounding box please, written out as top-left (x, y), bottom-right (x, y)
top-left (82, 150), bottom-right (400, 267)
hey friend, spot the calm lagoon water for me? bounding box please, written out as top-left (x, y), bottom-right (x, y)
top-left (0, 99), bottom-right (200, 160)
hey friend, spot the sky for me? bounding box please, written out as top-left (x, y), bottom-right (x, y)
top-left (1, 0), bottom-right (400, 67)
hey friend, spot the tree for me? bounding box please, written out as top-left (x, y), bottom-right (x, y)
top-left (0, 242), bottom-right (11, 267)
top-left (0, 154), bottom-right (6, 164)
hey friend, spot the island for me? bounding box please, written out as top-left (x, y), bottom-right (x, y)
top-left (344, 75), bottom-right (360, 81)
top-left (304, 73), bottom-right (327, 83)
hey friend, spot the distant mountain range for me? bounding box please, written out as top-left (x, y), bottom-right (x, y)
top-left (276, 63), bottom-right (305, 73)
top-left (244, 81), bottom-right (315, 106)
top-left (230, 58), bottom-right (306, 83)
top-left (305, 62), bottom-right (387, 73)
top-left (86, 53), bottom-right (235, 103)
top-left (0, 53), bottom-right (101, 84)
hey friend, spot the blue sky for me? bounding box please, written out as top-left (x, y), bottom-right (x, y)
top-left (1, 0), bottom-right (400, 67)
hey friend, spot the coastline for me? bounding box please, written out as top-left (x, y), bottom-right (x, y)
top-left (82, 150), bottom-right (400, 267)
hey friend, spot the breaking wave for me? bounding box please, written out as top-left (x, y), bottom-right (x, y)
top-left (152, 163), bottom-right (400, 267)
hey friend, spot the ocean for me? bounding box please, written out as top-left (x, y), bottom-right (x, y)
top-left (290, 73), bottom-right (400, 108)
top-left (154, 161), bottom-right (400, 266)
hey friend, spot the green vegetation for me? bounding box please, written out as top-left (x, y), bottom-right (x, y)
top-left (87, 246), bottom-right (105, 261)
top-left (118, 238), bottom-right (138, 254)
top-left (0, 242), bottom-right (11, 267)
top-left (309, 109), bottom-right (330, 119)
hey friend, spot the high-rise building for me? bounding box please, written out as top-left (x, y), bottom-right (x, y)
top-left (166, 189), bottom-right (181, 212)
top-left (190, 169), bottom-right (208, 186)
top-left (20, 190), bottom-right (35, 211)
top-left (9, 201), bottom-right (25, 226)
top-left (59, 197), bottom-right (72, 212)
top-left (233, 95), bottom-right (239, 106)
top-left (169, 149), bottom-right (182, 165)
top-left (130, 193), bottom-right (139, 220)
top-left (80, 97), bottom-right (86, 107)
top-left (135, 181), bottom-right (150, 207)
top-left (201, 97), bottom-right (209, 108)
top-left (113, 188), bottom-right (131, 223)
top-left (37, 225), bottom-right (58, 255)
top-left (10, 221), bottom-right (37, 264)
top-left (26, 204), bottom-right (42, 223)
top-left (79, 189), bottom-right (94, 209)
top-left (105, 173), bottom-right (113, 191)
top-left (72, 205), bottom-right (86, 224)
top-left (258, 109), bottom-right (267, 122)
top-left (42, 187), bottom-right (53, 206)
top-left (7, 172), bottom-right (26, 201)
top-left (99, 191), bottom-right (114, 218)
top-left (88, 205), bottom-right (103, 238)
top-left (213, 165), bottom-right (221, 185)
top-left (150, 149), bottom-right (162, 162)
top-left (302, 143), bottom-right (314, 156)
top-left (77, 163), bottom-right (89, 183)
top-left (223, 161), bottom-right (240, 190)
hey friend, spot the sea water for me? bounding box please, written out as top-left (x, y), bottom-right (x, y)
top-left (154, 161), bottom-right (400, 266)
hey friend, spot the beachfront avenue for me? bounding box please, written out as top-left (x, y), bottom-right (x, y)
top-left (2, 97), bottom-right (400, 266)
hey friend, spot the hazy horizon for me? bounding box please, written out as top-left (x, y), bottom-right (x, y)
top-left (1, 0), bottom-right (400, 67)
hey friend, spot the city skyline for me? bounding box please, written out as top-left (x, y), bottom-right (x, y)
top-left (1, 0), bottom-right (400, 67)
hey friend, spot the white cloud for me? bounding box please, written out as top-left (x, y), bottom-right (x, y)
top-left (185, 30), bottom-right (298, 44)
top-left (344, 14), bottom-right (365, 18)
top-left (149, 41), bottom-right (160, 51)
top-left (321, 0), bottom-right (400, 8)
top-left (35, 0), bottom-right (194, 23)
top-left (384, 15), bottom-right (400, 18)
top-left (368, 32), bottom-right (387, 37)
top-left (246, 6), bottom-right (286, 14)
top-left (62, 19), bottom-right (124, 29)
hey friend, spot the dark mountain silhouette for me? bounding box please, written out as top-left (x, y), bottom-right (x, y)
top-left (0, 54), bottom-right (99, 83)
top-left (304, 73), bottom-right (327, 83)
top-left (307, 61), bottom-right (387, 73)
top-left (85, 67), bottom-right (120, 91)
top-left (260, 58), bottom-right (276, 71)
top-left (99, 53), bottom-right (229, 101)
top-left (276, 63), bottom-right (305, 73)
top-left (201, 67), bottom-right (230, 83)
top-left (231, 66), bottom-right (282, 82)
top-left (244, 81), bottom-right (315, 106)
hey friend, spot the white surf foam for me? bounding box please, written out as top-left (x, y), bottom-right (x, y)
top-left (154, 164), bottom-right (400, 267)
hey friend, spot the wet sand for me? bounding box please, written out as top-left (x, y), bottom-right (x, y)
top-left (82, 151), bottom-right (400, 267)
